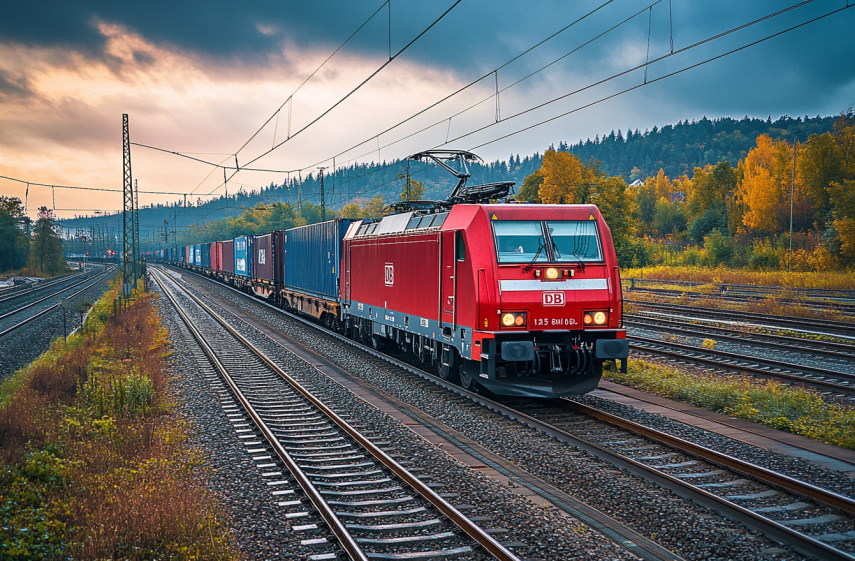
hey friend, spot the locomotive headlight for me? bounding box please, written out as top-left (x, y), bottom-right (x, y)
top-left (514, 314), bottom-right (526, 326)
top-left (545, 267), bottom-right (559, 279)
top-left (583, 311), bottom-right (608, 326)
top-left (501, 313), bottom-right (516, 326)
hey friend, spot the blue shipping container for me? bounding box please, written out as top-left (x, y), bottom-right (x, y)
top-left (201, 242), bottom-right (211, 268)
top-left (194, 244), bottom-right (201, 266)
top-left (234, 236), bottom-right (251, 277)
top-left (188, 245), bottom-right (195, 265)
top-left (283, 219), bottom-right (352, 300)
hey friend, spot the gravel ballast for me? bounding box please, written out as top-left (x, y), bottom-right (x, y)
top-left (169, 268), bottom-right (816, 560)
top-left (153, 273), bottom-right (638, 560)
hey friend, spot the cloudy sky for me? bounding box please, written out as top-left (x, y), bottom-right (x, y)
top-left (1, 0), bottom-right (853, 218)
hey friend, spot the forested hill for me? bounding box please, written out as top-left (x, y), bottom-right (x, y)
top-left (562, 113), bottom-right (837, 181)
top-left (59, 111), bottom-right (838, 239)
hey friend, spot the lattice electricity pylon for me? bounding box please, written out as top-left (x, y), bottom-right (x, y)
top-left (122, 114), bottom-right (136, 291)
top-left (133, 178), bottom-right (140, 283)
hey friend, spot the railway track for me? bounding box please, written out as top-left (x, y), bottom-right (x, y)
top-left (626, 278), bottom-right (855, 303)
top-left (0, 266), bottom-right (117, 338)
top-left (151, 267), bottom-right (520, 561)
top-left (163, 265), bottom-right (855, 560)
top-left (627, 334), bottom-right (855, 396)
top-left (625, 316), bottom-right (855, 360)
top-left (630, 300), bottom-right (855, 338)
top-left (0, 269), bottom-right (89, 301)
top-left (627, 286), bottom-right (855, 314)
top-left (0, 268), bottom-right (97, 312)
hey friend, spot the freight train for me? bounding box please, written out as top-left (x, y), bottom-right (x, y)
top-left (157, 151), bottom-right (628, 397)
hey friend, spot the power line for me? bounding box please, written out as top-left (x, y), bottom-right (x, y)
top-left (0, 174), bottom-right (220, 196)
top-left (204, 1), bottom-right (463, 198)
top-left (233, 1), bottom-right (390, 159)
top-left (293, 0), bottom-right (621, 174)
top-left (123, 0), bottom-right (622, 198)
top-left (465, 1), bottom-right (851, 151)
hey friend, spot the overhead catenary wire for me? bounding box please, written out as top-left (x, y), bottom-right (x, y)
top-left (466, 2), bottom-right (852, 151)
top-left (233, 1), bottom-right (390, 160)
top-left (126, 0), bottom-right (617, 196)
top-left (323, 0), bottom-right (659, 173)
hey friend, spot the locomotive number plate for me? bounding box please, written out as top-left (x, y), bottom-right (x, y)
top-left (533, 317), bottom-right (577, 327)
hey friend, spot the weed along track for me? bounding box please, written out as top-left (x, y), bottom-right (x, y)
top-left (151, 267), bottom-right (521, 561)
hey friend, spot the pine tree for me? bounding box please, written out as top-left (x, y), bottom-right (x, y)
top-left (28, 206), bottom-right (67, 275)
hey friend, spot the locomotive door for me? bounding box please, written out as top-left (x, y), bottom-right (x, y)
top-left (440, 230), bottom-right (456, 329)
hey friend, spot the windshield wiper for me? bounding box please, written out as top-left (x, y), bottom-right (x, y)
top-left (522, 239), bottom-right (544, 273)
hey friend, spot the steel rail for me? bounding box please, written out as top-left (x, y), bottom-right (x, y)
top-left (626, 316), bottom-right (855, 355)
top-left (162, 265), bottom-right (854, 561)
top-left (629, 335), bottom-right (855, 395)
top-left (0, 303), bottom-right (60, 338)
top-left (628, 287), bottom-right (855, 312)
top-left (560, 399), bottom-right (855, 515)
top-left (152, 267), bottom-right (521, 561)
top-left (626, 278), bottom-right (855, 298)
top-left (164, 266), bottom-right (684, 561)
top-left (0, 267), bottom-right (117, 339)
top-left (0, 270), bottom-right (89, 304)
top-left (630, 300), bottom-right (855, 335)
top-left (623, 319), bottom-right (855, 359)
top-left (151, 269), bottom-right (370, 561)
top-left (0, 268), bottom-right (110, 321)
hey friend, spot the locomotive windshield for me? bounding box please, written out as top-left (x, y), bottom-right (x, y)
top-left (493, 220), bottom-right (603, 264)
top-left (548, 220), bottom-right (602, 262)
top-left (494, 221), bottom-right (548, 264)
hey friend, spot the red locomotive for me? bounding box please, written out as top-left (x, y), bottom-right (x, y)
top-left (170, 150), bottom-right (628, 398)
top-left (342, 201), bottom-right (627, 397)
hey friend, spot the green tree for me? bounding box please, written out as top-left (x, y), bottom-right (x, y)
top-left (0, 196), bottom-right (27, 272)
top-left (516, 171), bottom-right (544, 202)
top-left (589, 176), bottom-right (639, 266)
top-left (653, 198), bottom-right (687, 236)
top-left (704, 229), bottom-right (734, 265)
top-left (396, 173), bottom-right (427, 201)
top-left (636, 182), bottom-right (657, 234)
top-left (28, 206), bottom-right (67, 275)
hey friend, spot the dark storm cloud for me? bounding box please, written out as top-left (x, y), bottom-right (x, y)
top-left (0, 1), bottom-right (396, 64)
top-left (0, 69), bottom-right (33, 101)
top-left (3, 0), bottom-right (852, 91)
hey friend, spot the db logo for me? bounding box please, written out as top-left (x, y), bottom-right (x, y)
top-left (384, 264), bottom-right (394, 286)
top-left (542, 291), bottom-right (565, 306)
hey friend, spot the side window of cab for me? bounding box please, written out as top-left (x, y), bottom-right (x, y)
top-left (456, 231), bottom-right (466, 261)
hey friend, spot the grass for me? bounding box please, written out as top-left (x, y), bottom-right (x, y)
top-left (604, 360), bottom-right (855, 451)
top-left (0, 279), bottom-right (236, 560)
top-left (622, 265), bottom-right (855, 291)
top-left (625, 290), bottom-right (854, 322)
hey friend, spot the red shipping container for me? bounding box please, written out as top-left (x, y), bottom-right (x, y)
top-left (222, 240), bottom-right (235, 274)
top-left (211, 241), bottom-right (222, 271)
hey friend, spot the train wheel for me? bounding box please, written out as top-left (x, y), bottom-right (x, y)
top-left (459, 365), bottom-right (474, 390)
top-left (438, 348), bottom-right (460, 384)
top-left (371, 335), bottom-right (383, 350)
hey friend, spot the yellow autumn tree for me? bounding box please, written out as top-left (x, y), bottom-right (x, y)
top-left (651, 168), bottom-right (671, 200)
top-left (737, 134), bottom-right (810, 235)
top-left (538, 150), bottom-right (586, 204)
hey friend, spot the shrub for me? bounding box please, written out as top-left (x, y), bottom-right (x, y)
top-left (703, 229), bottom-right (734, 265)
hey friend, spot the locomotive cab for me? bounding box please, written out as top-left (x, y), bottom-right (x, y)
top-left (450, 204), bottom-right (628, 397)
